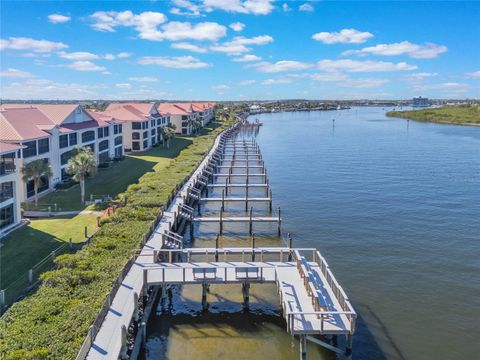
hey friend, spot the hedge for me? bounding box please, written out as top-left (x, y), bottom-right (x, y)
top-left (0, 118), bottom-right (233, 359)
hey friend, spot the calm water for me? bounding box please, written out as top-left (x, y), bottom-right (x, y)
top-left (145, 107), bottom-right (480, 360)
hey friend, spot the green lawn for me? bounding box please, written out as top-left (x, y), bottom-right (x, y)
top-left (386, 104), bottom-right (480, 125)
top-left (25, 136), bottom-right (197, 212)
top-left (0, 213), bottom-right (97, 302)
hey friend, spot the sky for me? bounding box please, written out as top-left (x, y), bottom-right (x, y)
top-left (0, 0), bottom-right (479, 101)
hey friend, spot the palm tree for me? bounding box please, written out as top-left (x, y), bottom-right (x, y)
top-left (162, 125), bottom-right (176, 149)
top-left (66, 147), bottom-right (97, 204)
top-left (193, 118), bottom-right (203, 135)
top-left (22, 159), bottom-right (52, 207)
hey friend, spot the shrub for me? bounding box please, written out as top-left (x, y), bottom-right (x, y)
top-left (0, 117), bottom-right (232, 359)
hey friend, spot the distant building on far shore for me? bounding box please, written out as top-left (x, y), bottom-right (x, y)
top-left (413, 96), bottom-right (429, 107)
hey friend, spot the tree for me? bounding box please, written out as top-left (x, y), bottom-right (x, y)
top-left (66, 147), bottom-right (97, 204)
top-left (22, 159), bottom-right (52, 207)
top-left (162, 124), bottom-right (176, 149)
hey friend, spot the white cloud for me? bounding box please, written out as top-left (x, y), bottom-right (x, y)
top-left (115, 83), bottom-right (132, 89)
top-left (299, 3), bottom-right (314, 12)
top-left (58, 51), bottom-right (131, 60)
top-left (48, 14), bottom-right (71, 24)
top-left (0, 68), bottom-right (35, 78)
top-left (159, 21), bottom-right (227, 41)
top-left (282, 3), bottom-right (292, 12)
top-left (138, 56), bottom-right (210, 69)
top-left (413, 82), bottom-right (469, 93)
top-left (310, 72), bottom-right (390, 88)
top-left (240, 79), bottom-right (256, 85)
top-left (404, 72), bottom-right (439, 82)
top-left (58, 51), bottom-right (99, 60)
top-left (233, 54), bottom-right (262, 62)
top-left (317, 59), bottom-right (417, 72)
top-left (0, 37), bottom-right (68, 53)
top-left (312, 29), bottom-right (373, 44)
top-left (171, 42), bottom-right (207, 53)
top-left (170, 0), bottom-right (203, 16)
top-left (212, 84), bottom-right (230, 90)
top-left (231, 35), bottom-right (273, 46)
top-left (65, 61), bottom-right (107, 72)
top-left (209, 35), bottom-right (273, 55)
top-left (229, 22), bottom-right (245, 32)
top-left (128, 76), bottom-right (159, 82)
top-left (90, 11), bottom-right (227, 42)
top-left (343, 41), bottom-right (448, 59)
top-left (249, 60), bottom-right (313, 73)
top-left (210, 43), bottom-right (251, 55)
top-left (262, 77), bottom-right (294, 85)
top-left (466, 70), bottom-right (480, 79)
top-left (89, 10), bottom-right (167, 34)
top-left (203, 0), bottom-right (274, 15)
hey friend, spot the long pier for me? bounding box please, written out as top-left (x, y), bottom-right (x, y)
top-left (80, 120), bottom-right (356, 360)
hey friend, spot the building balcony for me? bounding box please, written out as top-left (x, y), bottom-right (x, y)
top-left (0, 163), bottom-right (16, 176)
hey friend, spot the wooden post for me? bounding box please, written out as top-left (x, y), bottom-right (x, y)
top-left (242, 283), bottom-right (250, 309)
top-left (288, 233), bottom-right (293, 261)
top-left (220, 207), bottom-right (223, 235)
top-left (269, 189), bottom-right (272, 213)
top-left (215, 234), bottom-right (219, 262)
top-left (202, 283), bottom-right (208, 311)
top-left (69, 237), bottom-right (73, 249)
top-left (119, 325), bottom-right (128, 359)
top-left (346, 334), bottom-right (353, 356)
top-left (221, 189), bottom-right (225, 212)
top-left (84, 226), bottom-right (88, 238)
top-left (249, 206), bottom-right (253, 236)
top-left (277, 206), bottom-right (281, 237)
top-left (251, 234), bottom-right (256, 261)
top-left (189, 221), bottom-right (194, 240)
top-left (300, 335), bottom-right (307, 360)
top-left (225, 178), bottom-right (229, 196)
top-left (133, 292), bottom-right (139, 322)
top-left (141, 321), bottom-right (147, 347)
top-left (143, 269), bottom-right (148, 303)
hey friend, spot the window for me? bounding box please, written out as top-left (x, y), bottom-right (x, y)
top-left (0, 204), bottom-right (14, 230)
top-left (26, 175), bottom-right (49, 198)
top-left (82, 130), bottom-right (95, 143)
top-left (38, 138), bottom-right (49, 154)
top-left (114, 124), bottom-right (123, 134)
top-left (103, 127), bottom-right (109, 137)
top-left (114, 136), bottom-right (122, 146)
top-left (182, 121), bottom-right (188, 127)
top-left (69, 132), bottom-right (77, 146)
top-left (97, 127), bottom-right (109, 138)
top-left (59, 135), bottom-right (69, 149)
top-left (143, 131), bottom-right (148, 139)
top-left (61, 149), bottom-right (76, 165)
top-left (132, 141), bottom-right (140, 151)
top-left (181, 115), bottom-right (187, 120)
top-left (99, 140), bottom-right (109, 152)
top-left (151, 119), bottom-right (155, 126)
top-left (114, 147), bottom-right (123, 157)
top-left (132, 132), bottom-right (140, 140)
top-left (132, 122), bottom-right (141, 130)
top-left (143, 140), bottom-right (148, 149)
top-left (98, 127), bottom-right (104, 138)
top-left (0, 153), bottom-right (15, 175)
top-left (0, 182), bottom-right (14, 202)
top-left (182, 128), bottom-right (187, 134)
top-left (151, 128), bottom-right (156, 135)
top-left (157, 119), bottom-right (161, 126)
top-left (141, 122), bottom-right (147, 130)
top-left (98, 151), bottom-right (110, 164)
top-left (22, 141), bottom-right (37, 158)
top-left (151, 136), bottom-right (156, 144)
top-left (61, 168), bottom-right (71, 181)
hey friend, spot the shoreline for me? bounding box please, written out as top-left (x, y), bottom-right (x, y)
top-left (386, 113), bottom-right (480, 127)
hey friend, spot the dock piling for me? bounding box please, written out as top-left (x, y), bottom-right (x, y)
top-left (249, 207), bottom-right (253, 235)
top-left (300, 335), bottom-right (307, 360)
top-left (202, 283), bottom-right (208, 311)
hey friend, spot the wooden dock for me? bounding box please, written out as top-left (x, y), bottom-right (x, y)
top-left (81, 122), bottom-right (356, 360)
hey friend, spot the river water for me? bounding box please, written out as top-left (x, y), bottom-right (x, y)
top-left (144, 107), bottom-right (480, 360)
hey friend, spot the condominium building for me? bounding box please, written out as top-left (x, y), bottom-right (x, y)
top-left (0, 142), bottom-right (23, 234)
top-left (157, 102), bottom-right (215, 135)
top-left (102, 103), bottom-right (170, 152)
top-left (0, 104), bottom-right (123, 202)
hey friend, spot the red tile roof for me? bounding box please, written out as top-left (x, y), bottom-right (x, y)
top-left (158, 102), bottom-right (215, 115)
top-left (1, 104), bottom-right (80, 125)
top-left (0, 107), bottom-right (54, 141)
top-left (104, 102), bottom-right (159, 121)
top-left (0, 141), bottom-right (24, 154)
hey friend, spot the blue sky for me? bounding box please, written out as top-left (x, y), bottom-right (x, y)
top-left (1, 1), bottom-right (479, 100)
